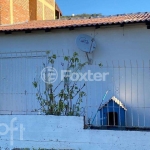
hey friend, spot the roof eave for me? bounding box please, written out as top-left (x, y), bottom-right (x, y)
top-left (0, 21), bottom-right (147, 33)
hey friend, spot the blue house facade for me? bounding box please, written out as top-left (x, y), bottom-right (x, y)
top-left (99, 96), bottom-right (127, 127)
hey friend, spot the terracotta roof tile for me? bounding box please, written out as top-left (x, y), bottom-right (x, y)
top-left (0, 12), bottom-right (150, 32)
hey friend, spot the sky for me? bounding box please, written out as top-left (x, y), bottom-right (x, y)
top-left (56, 0), bottom-right (150, 16)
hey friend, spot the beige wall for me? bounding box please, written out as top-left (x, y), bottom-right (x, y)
top-left (37, 0), bottom-right (55, 20)
top-left (0, 0), bottom-right (55, 25)
top-left (0, 0), bottom-right (11, 25)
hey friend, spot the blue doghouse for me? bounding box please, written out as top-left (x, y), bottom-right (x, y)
top-left (99, 96), bottom-right (127, 127)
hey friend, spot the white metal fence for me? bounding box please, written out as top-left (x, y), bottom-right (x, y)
top-left (86, 60), bottom-right (150, 129)
top-left (0, 51), bottom-right (150, 129)
top-left (0, 51), bottom-right (46, 114)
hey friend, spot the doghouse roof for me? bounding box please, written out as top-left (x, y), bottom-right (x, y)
top-left (99, 96), bottom-right (127, 111)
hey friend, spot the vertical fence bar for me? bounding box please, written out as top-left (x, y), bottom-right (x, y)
top-left (149, 60), bottom-right (150, 127)
top-left (0, 54), bottom-right (1, 114)
top-left (136, 60), bottom-right (139, 127)
top-left (85, 79), bottom-right (88, 125)
top-left (124, 60), bottom-right (127, 127)
top-left (21, 52), bottom-right (23, 114)
top-left (25, 51), bottom-right (27, 114)
top-left (11, 52), bottom-right (13, 114)
top-left (112, 61), bottom-right (115, 126)
top-left (101, 61), bottom-right (104, 126)
top-left (12, 52), bottom-right (16, 111)
top-left (130, 60), bottom-right (133, 126)
top-left (143, 60), bottom-right (145, 127)
top-left (105, 60), bottom-right (109, 127)
top-left (118, 60), bottom-right (121, 126)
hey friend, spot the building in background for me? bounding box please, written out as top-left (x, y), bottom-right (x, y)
top-left (0, 0), bottom-right (62, 25)
top-left (55, 2), bottom-right (62, 19)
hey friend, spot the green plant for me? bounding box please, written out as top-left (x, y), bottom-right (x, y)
top-left (33, 52), bottom-right (87, 116)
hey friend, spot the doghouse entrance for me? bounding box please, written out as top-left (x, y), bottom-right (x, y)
top-left (107, 112), bottom-right (118, 126)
